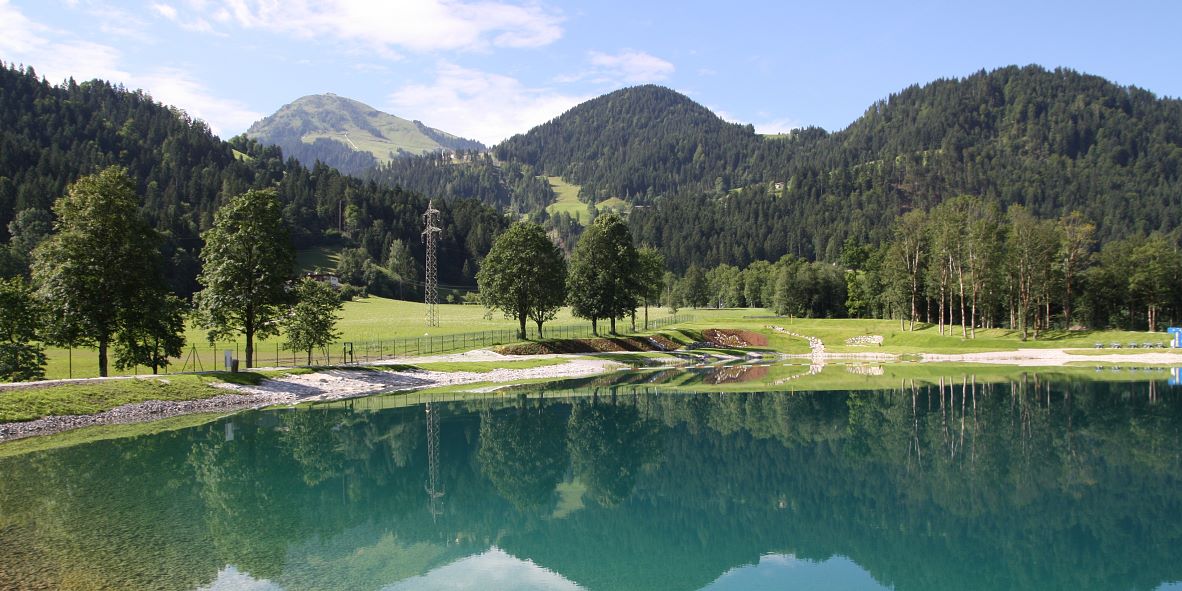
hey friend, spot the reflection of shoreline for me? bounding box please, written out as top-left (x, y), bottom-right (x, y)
top-left (0, 352), bottom-right (622, 442)
top-left (782, 348), bottom-right (1182, 367)
top-left (921, 348), bottom-right (1182, 367)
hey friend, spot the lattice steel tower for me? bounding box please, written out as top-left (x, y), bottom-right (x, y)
top-left (424, 402), bottom-right (445, 521)
top-left (422, 200), bottom-right (442, 326)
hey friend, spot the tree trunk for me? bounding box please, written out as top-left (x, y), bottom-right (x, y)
top-left (958, 266), bottom-right (968, 339)
top-left (518, 312), bottom-right (527, 340)
top-left (245, 331), bottom-right (254, 369)
top-left (591, 317), bottom-right (598, 335)
top-left (1064, 275), bottom-right (1074, 328)
top-left (306, 348), bottom-right (313, 365)
top-left (644, 301), bottom-right (649, 330)
top-left (98, 337), bottom-right (108, 378)
top-left (535, 319), bottom-right (544, 339)
top-left (610, 316), bottom-right (617, 335)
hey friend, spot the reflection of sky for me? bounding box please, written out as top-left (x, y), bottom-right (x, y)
top-left (1157, 583), bottom-right (1182, 590)
top-left (702, 554), bottom-right (890, 591)
top-left (194, 548), bottom-right (584, 591)
top-left (382, 548), bottom-right (583, 591)
top-left (195, 566), bottom-right (283, 591)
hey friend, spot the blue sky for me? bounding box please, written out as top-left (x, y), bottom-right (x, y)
top-left (2, 0), bottom-right (1179, 145)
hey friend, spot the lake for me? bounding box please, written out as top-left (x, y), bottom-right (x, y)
top-left (1, 366), bottom-right (1181, 590)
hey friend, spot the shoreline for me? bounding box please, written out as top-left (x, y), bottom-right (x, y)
top-left (0, 350), bottom-right (622, 442)
top-left (3, 346), bottom-right (1181, 443)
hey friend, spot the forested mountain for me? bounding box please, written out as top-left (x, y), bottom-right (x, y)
top-left (495, 85), bottom-right (762, 204)
top-left (245, 93), bottom-right (484, 176)
top-left (631, 66), bottom-right (1182, 270)
top-left (0, 63), bottom-right (505, 296)
top-left (363, 152), bottom-right (555, 215)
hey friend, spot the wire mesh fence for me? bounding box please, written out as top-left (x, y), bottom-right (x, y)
top-left (164, 312), bottom-right (693, 373)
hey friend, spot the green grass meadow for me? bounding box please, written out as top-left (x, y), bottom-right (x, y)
top-left (29, 301), bottom-right (1182, 380)
top-left (543, 176), bottom-right (587, 220)
top-left (38, 297), bottom-right (679, 379)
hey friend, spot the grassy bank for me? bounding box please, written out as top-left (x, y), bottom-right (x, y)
top-left (0, 372), bottom-right (272, 422)
top-left (675, 310), bottom-right (1177, 355)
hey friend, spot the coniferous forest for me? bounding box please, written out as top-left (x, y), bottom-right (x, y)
top-left (0, 62), bottom-right (505, 297)
top-left (3, 61), bottom-right (1182, 332)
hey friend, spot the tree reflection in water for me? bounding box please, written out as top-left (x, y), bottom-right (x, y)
top-left (0, 374), bottom-right (1180, 590)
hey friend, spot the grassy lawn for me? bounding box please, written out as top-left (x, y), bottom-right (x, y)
top-left (295, 245), bottom-right (342, 273)
top-left (37, 297), bottom-right (625, 379)
top-left (675, 309), bottom-right (1175, 355)
top-left (0, 372), bottom-right (273, 422)
top-left (543, 176), bottom-right (587, 220)
top-left (29, 303), bottom-right (1180, 380)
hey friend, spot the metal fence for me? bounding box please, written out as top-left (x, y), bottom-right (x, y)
top-left (168, 312), bottom-right (693, 372)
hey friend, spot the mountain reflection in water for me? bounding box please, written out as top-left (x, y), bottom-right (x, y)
top-left (1, 371), bottom-right (1180, 591)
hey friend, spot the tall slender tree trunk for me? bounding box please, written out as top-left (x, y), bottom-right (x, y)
top-left (591, 317), bottom-right (598, 335)
top-left (97, 337), bottom-right (109, 377)
top-left (245, 305), bottom-right (254, 369)
top-left (610, 316), bottom-right (617, 334)
top-left (518, 312), bottom-right (527, 340)
top-left (957, 265), bottom-right (968, 339)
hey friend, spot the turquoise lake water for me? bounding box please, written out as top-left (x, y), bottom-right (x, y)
top-left (1, 368), bottom-right (1181, 590)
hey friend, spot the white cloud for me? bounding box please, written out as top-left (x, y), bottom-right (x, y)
top-left (587, 49), bottom-right (674, 83)
top-left (0, 0), bottom-right (130, 84)
top-left (557, 49), bottom-right (675, 86)
top-left (0, 1), bottom-right (258, 137)
top-left (152, 3), bottom-right (179, 20)
top-left (752, 117), bottom-right (800, 135)
top-left (152, 1), bottom-right (220, 33)
top-left (138, 68), bottom-right (263, 136)
top-left (713, 105), bottom-right (800, 135)
top-left (388, 62), bottom-right (587, 145)
top-left (188, 0), bottom-right (562, 54)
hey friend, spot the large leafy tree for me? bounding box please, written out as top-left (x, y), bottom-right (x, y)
top-left (194, 188), bottom-right (295, 368)
top-left (476, 222), bottom-right (567, 339)
top-left (567, 213), bottom-right (639, 334)
top-left (115, 289), bottom-right (187, 375)
top-left (282, 278), bottom-right (344, 364)
top-left (0, 276), bottom-right (45, 381)
top-left (635, 247), bottom-right (666, 329)
top-left (31, 166), bottom-right (175, 377)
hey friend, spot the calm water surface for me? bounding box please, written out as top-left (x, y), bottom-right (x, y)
top-left (2, 368), bottom-right (1181, 590)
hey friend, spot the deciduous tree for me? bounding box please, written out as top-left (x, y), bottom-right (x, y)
top-left (0, 276), bottom-right (45, 381)
top-left (31, 166), bottom-right (175, 376)
top-left (283, 278), bottom-right (343, 364)
top-left (567, 213), bottom-right (639, 334)
top-left (476, 222), bottom-right (567, 339)
top-left (194, 188), bottom-right (294, 368)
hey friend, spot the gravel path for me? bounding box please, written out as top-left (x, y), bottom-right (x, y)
top-left (0, 352), bottom-right (621, 442)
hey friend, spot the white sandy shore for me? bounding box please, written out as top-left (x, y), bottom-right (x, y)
top-left (212, 350), bottom-right (621, 401)
top-left (0, 351), bottom-right (623, 441)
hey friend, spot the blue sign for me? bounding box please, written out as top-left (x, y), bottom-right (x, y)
top-left (1169, 327), bottom-right (1182, 334)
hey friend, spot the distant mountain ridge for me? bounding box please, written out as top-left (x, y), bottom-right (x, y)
top-left (479, 70), bottom-right (1182, 271)
top-left (494, 85), bottom-right (760, 204)
top-left (245, 94), bottom-right (485, 175)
